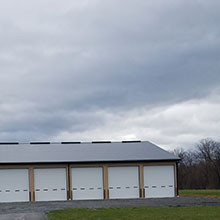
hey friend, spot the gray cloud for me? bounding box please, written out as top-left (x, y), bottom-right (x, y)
top-left (0, 0), bottom-right (220, 148)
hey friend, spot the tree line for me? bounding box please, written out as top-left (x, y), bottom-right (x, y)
top-left (173, 138), bottom-right (220, 189)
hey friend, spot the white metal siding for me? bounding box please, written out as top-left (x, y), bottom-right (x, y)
top-left (108, 166), bottom-right (139, 199)
top-left (71, 167), bottom-right (103, 200)
top-left (144, 165), bottom-right (175, 198)
top-left (34, 168), bottom-right (67, 201)
top-left (0, 169), bottom-right (29, 203)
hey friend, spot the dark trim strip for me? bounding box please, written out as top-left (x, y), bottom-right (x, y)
top-left (122, 140), bottom-right (141, 143)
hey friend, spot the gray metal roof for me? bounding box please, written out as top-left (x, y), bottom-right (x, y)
top-left (0, 141), bottom-right (179, 164)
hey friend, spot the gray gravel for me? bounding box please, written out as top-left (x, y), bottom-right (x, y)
top-left (0, 213), bottom-right (47, 220)
top-left (0, 197), bottom-right (220, 215)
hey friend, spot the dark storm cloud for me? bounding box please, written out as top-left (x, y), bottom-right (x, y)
top-left (0, 0), bottom-right (220, 147)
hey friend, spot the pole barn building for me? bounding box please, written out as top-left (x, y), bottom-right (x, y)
top-left (0, 141), bottom-right (180, 203)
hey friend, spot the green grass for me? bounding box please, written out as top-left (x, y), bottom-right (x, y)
top-left (179, 189), bottom-right (220, 197)
top-left (47, 206), bottom-right (220, 220)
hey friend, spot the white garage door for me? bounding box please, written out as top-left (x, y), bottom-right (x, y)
top-left (144, 165), bottom-right (175, 198)
top-left (71, 167), bottom-right (103, 200)
top-left (0, 169), bottom-right (29, 203)
top-left (34, 168), bottom-right (67, 201)
top-left (108, 166), bottom-right (139, 199)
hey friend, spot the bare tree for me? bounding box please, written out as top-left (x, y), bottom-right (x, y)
top-left (196, 138), bottom-right (220, 188)
top-left (173, 138), bottom-right (220, 189)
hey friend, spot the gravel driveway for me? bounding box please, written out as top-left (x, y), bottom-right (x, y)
top-left (0, 213), bottom-right (47, 220)
top-left (0, 197), bottom-right (220, 219)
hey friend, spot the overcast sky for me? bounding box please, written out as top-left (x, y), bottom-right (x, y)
top-left (0, 0), bottom-right (220, 150)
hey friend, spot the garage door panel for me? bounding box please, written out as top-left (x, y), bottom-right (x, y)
top-left (108, 166), bottom-right (139, 199)
top-left (34, 187), bottom-right (66, 201)
top-left (72, 187), bottom-right (103, 200)
top-left (144, 165), bottom-right (174, 198)
top-left (71, 167), bottom-right (103, 200)
top-left (34, 168), bottom-right (67, 201)
top-left (0, 169), bottom-right (29, 203)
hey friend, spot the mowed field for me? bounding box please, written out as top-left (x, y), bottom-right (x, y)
top-left (47, 206), bottom-right (220, 220)
top-left (179, 189), bottom-right (220, 197)
top-left (47, 190), bottom-right (220, 220)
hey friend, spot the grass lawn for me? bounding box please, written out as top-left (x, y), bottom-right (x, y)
top-left (179, 189), bottom-right (220, 197)
top-left (47, 206), bottom-right (220, 220)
